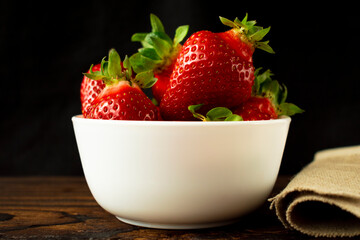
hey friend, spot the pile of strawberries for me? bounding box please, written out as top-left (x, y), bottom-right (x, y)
top-left (81, 14), bottom-right (303, 121)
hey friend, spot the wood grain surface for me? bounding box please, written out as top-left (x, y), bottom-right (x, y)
top-left (0, 176), bottom-right (333, 239)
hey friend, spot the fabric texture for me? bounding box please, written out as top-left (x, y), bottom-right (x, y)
top-left (269, 145), bottom-right (360, 237)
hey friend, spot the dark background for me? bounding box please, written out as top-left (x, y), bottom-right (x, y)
top-left (0, 1), bottom-right (359, 176)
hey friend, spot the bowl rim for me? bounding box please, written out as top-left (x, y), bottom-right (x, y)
top-left (72, 115), bottom-right (291, 127)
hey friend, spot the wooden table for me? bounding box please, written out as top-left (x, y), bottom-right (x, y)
top-left (0, 176), bottom-right (338, 239)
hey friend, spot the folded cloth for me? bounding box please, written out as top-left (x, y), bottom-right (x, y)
top-left (269, 145), bottom-right (360, 237)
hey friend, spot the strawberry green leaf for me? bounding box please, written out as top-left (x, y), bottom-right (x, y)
top-left (219, 16), bottom-right (238, 28)
top-left (239, 14), bottom-right (257, 31)
top-left (188, 104), bottom-right (242, 121)
top-left (188, 104), bottom-right (206, 121)
top-left (107, 49), bottom-right (122, 78)
top-left (122, 55), bottom-right (131, 69)
top-left (254, 67), bottom-right (263, 77)
top-left (83, 73), bottom-right (106, 81)
top-left (206, 107), bottom-right (233, 121)
top-left (255, 41), bottom-right (275, 54)
top-left (131, 33), bottom-right (147, 42)
top-left (279, 84), bottom-right (288, 104)
top-left (234, 17), bottom-right (244, 28)
top-left (84, 65), bottom-right (108, 81)
top-left (100, 57), bottom-right (108, 76)
top-left (189, 103), bottom-right (204, 112)
top-left (278, 103), bottom-right (305, 116)
top-left (138, 48), bottom-right (162, 60)
top-left (173, 25), bottom-right (189, 46)
top-left (129, 53), bottom-right (162, 73)
top-left (262, 80), bottom-right (281, 103)
top-left (122, 55), bottom-right (132, 80)
top-left (253, 68), bottom-right (273, 95)
top-left (134, 70), bottom-right (158, 89)
top-left (148, 35), bottom-right (172, 58)
top-left (150, 13), bottom-right (165, 33)
top-left (225, 114), bottom-right (243, 121)
top-left (249, 27), bottom-right (271, 42)
top-left (132, 22), bottom-right (172, 47)
top-left (188, 103), bottom-right (204, 113)
top-left (146, 31), bottom-right (173, 46)
top-left (240, 13), bottom-right (248, 25)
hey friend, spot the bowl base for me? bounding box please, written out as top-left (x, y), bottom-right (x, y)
top-left (116, 216), bottom-right (237, 230)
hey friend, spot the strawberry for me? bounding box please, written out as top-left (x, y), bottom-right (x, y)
top-left (80, 64), bottom-right (105, 116)
top-left (83, 49), bottom-right (161, 120)
top-left (233, 97), bottom-right (277, 120)
top-left (160, 14), bottom-right (274, 121)
top-left (80, 60), bottom-right (131, 116)
top-left (130, 14), bottom-right (189, 103)
top-left (233, 68), bottom-right (304, 120)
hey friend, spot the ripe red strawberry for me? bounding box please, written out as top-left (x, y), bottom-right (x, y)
top-left (80, 61), bottom-right (134, 116)
top-left (233, 69), bottom-right (304, 120)
top-left (160, 14), bottom-right (274, 121)
top-left (233, 97), bottom-right (277, 120)
top-left (80, 64), bottom-right (105, 116)
top-left (130, 14), bottom-right (189, 103)
top-left (83, 49), bottom-right (161, 120)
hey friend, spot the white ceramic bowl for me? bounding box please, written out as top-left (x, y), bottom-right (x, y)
top-left (72, 115), bottom-right (291, 229)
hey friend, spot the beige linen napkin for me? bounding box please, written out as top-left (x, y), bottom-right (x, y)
top-left (269, 145), bottom-right (360, 237)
